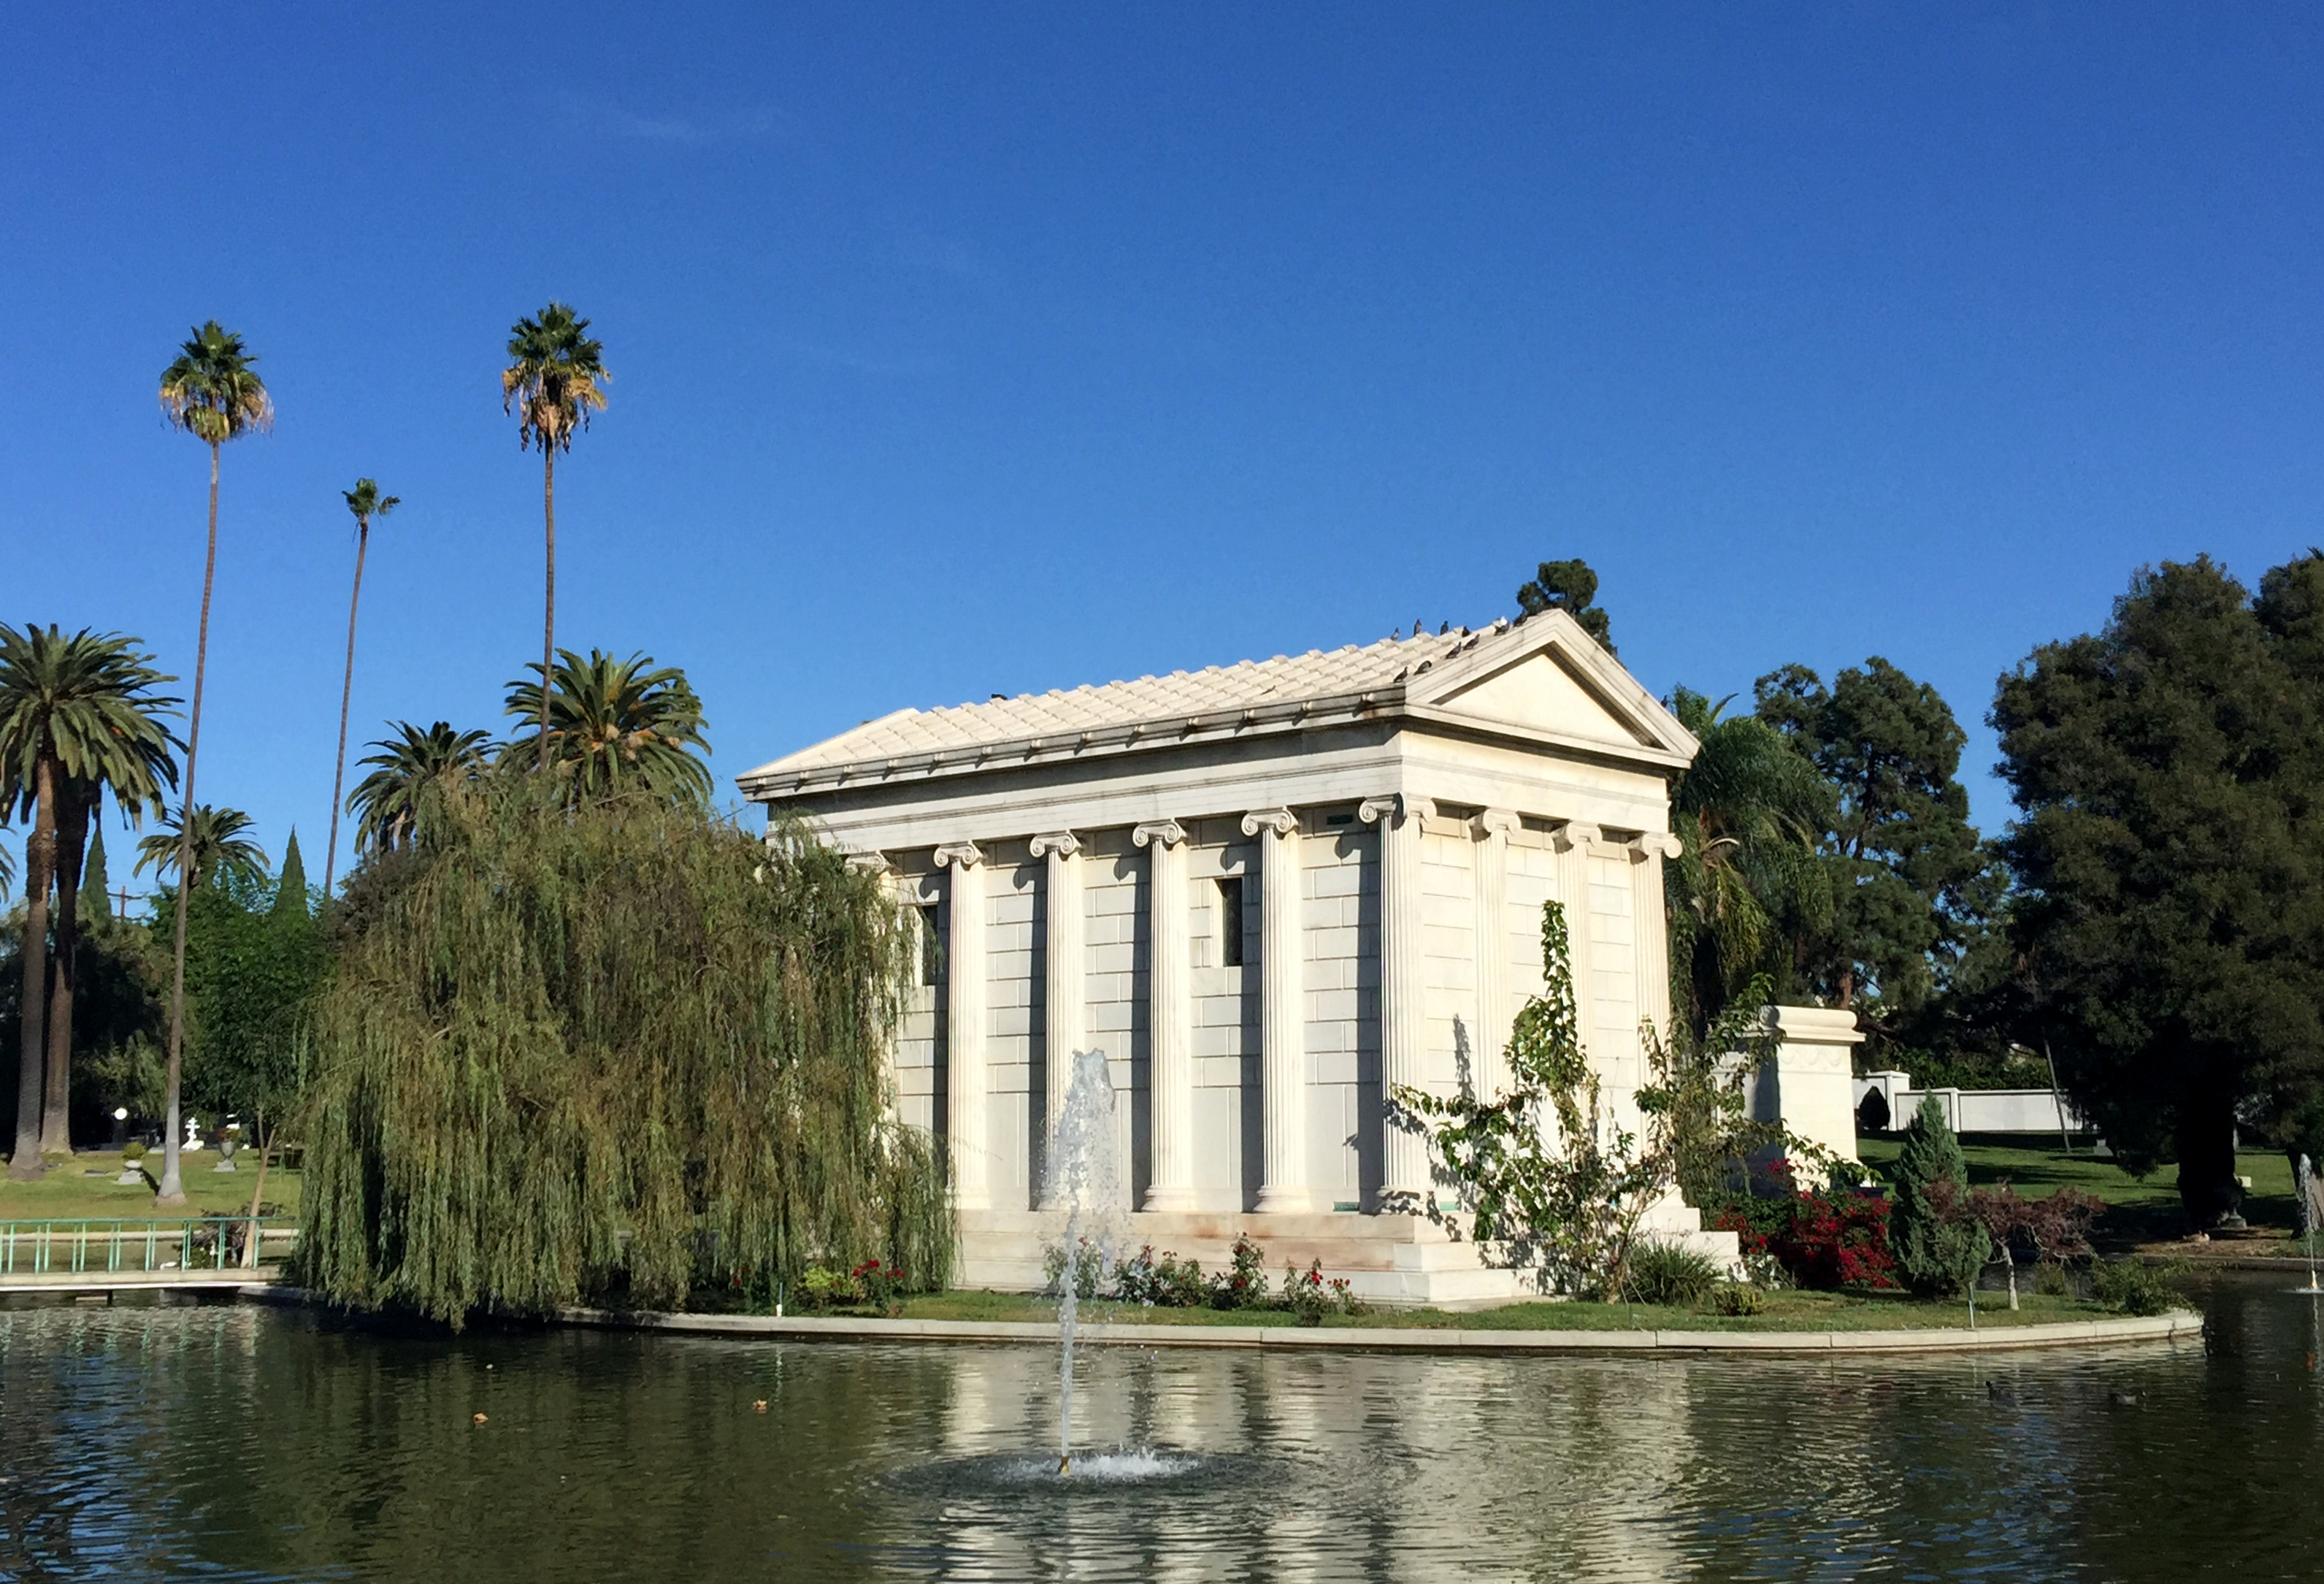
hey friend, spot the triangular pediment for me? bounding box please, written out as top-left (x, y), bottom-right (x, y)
top-left (1431, 648), bottom-right (1652, 746)
top-left (1406, 611), bottom-right (1698, 762)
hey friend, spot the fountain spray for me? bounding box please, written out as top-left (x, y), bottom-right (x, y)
top-left (2298, 1155), bottom-right (2321, 1296)
top-left (1044, 1047), bottom-right (1124, 1477)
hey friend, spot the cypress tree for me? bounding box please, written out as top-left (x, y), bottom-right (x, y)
top-left (272, 830), bottom-right (307, 919)
top-left (1888, 1093), bottom-right (1988, 1295)
top-left (80, 824), bottom-right (111, 923)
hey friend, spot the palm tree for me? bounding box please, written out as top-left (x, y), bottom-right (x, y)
top-left (348, 722), bottom-right (492, 854)
top-left (1664, 687), bottom-right (1829, 1033)
top-left (0, 624), bottom-right (180, 1176)
top-left (135, 804), bottom-right (269, 893)
top-left (157, 321), bottom-right (271, 1204)
top-left (502, 304), bottom-right (609, 770)
top-left (502, 648), bottom-right (712, 809)
top-left (323, 480), bottom-right (400, 900)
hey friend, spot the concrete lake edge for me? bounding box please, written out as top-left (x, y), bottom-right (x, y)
top-left (0, 1276), bottom-right (2200, 1354)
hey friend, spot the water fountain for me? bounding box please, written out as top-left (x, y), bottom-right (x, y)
top-left (2297, 1155), bottom-right (2322, 1296)
top-left (1044, 1046), bottom-right (1127, 1474)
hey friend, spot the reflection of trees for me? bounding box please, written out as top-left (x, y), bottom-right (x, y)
top-left (23, 1301), bottom-right (2324, 1582)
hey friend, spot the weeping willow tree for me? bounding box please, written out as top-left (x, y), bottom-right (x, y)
top-left (298, 775), bottom-right (947, 1325)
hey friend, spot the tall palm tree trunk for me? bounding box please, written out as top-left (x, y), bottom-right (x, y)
top-left (539, 448), bottom-right (555, 769)
top-left (38, 789), bottom-right (90, 1155)
top-left (8, 759), bottom-right (58, 1179)
top-left (323, 520), bottom-right (369, 900)
top-left (159, 442), bottom-right (220, 1205)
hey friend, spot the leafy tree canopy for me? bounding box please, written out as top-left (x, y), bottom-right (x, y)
top-left (1663, 686), bottom-right (1828, 1030)
top-left (136, 804), bottom-right (267, 892)
top-left (1994, 553), bottom-right (2324, 1224)
top-left (349, 722), bottom-right (492, 856)
top-left (300, 776), bottom-right (946, 1325)
top-left (1754, 658), bottom-right (1993, 1023)
top-left (502, 648), bottom-right (713, 811)
top-left (1515, 557), bottom-right (1614, 651)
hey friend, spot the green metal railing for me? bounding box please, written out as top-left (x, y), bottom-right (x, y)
top-left (0, 1216), bottom-right (299, 1278)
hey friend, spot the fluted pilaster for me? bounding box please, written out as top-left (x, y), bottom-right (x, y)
top-left (1243, 807), bottom-right (1308, 1213)
top-left (1133, 819), bottom-right (1197, 1211)
top-left (1031, 831), bottom-right (1083, 1206)
top-left (1471, 809), bottom-right (1519, 1101)
top-left (935, 841), bottom-right (989, 1211)
top-left (1363, 793), bottom-right (1431, 1205)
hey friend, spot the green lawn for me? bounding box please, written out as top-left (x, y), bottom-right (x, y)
top-left (858, 1285), bottom-right (2122, 1332)
top-left (1855, 1132), bottom-right (2301, 1249)
top-left (0, 1150), bottom-right (300, 1222)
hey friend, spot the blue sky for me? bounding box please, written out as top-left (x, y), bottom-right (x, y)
top-left (6, 5), bottom-right (2322, 892)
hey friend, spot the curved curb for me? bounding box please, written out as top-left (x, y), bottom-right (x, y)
top-left (544, 1304), bottom-right (2202, 1356)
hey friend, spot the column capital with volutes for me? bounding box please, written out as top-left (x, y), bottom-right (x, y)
top-left (1029, 830), bottom-right (1082, 860)
top-left (1471, 808), bottom-right (1521, 841)
top-left (1552, 821), bottom-right (1601, 853)
top-left (933, 841), bottom-right (985, 870)
top-left (1240, 807), bottom-right (1298, 839)
top-left (1132, 819), bottom-right (1187, 849)
top-left (1359, 793), bottom-right (1432, 827)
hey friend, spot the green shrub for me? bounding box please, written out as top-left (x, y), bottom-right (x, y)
top-left (2092, 1258), bottom-right (2182, 1316)
top-left (1619, 1241), bottom-right (1723, 1307)
top-left (1279, 1259), bottom-right (1365, 1325)
top-left (121, 1140), bottom-right (147, 1163)
top-left (798, 1265), bottom-right (859, 1309)
top-left (1709, 1282), bottom-right (1765, 1316)
top-left (1887, 1094), bottom-right (1990, 1296)
top-left (1114, 1245), bottom-right (1208, 1307)
top-left (1043, 1237), bottom-right (1105, 1300)
top-left (1210, 1235), bottom-right (1271, 1309)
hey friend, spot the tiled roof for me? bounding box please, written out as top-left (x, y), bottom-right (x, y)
top-left (741, 619), bottom-right (1522, 790)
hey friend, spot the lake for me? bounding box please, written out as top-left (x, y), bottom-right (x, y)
top-left (1, 1273), bottom-right (2318, 1581)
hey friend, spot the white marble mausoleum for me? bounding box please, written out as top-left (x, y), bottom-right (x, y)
top-left (742, 611), bottom-right (1848, 1302)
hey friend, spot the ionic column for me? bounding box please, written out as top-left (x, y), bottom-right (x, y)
top-left (1630, 833), bottom-right (1681, 1057)
top-left (1133, 819), bottom-right (1197, 1212)
top-left (1362, 792), bottom-right (1432, 1206)
top-left (1029, 831), bottom-right (1083, 1204)
top-left (1471, 810), bottom-right (1519, 1101)
top-left (1243, 808), bottom-right (1308, 1213)
top-left (1548, 822), bottom-right (1600, 1149)
top-left (935, 841), bottom-right (989, 1212)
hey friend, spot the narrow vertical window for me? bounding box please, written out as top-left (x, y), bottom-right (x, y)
top-left (1218, 876), bottom-right (1245, 968)
top-left (919, 903), bottom-right (943, 986)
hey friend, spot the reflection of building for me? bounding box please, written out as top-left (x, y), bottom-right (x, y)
top-left (743, 613), bottom-right (1803, 1301)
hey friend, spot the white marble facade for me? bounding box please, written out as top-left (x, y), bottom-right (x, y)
top-left (742, 611), bottom-right (1730, 1298)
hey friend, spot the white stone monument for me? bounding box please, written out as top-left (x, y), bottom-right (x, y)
top-left (742, 611), bottom-right (1796, 1301)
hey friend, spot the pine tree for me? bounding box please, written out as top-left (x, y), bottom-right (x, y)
top-left (1888, 1093), bottom-right (1988, 1295)
top-left (272, 830), bottom-right (307, 919)
top-left (80, 824), bottom-right (111, 923)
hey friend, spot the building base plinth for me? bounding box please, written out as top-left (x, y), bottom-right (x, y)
top-left (958, 1205), bottom-right (1741, 1307)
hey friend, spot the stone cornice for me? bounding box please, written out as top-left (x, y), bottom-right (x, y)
top-left (1131, 819), bottom-right (1186, 849)
top-left (932, 841), bottom-right (984, 870)
top-left (1239, 807), bottom-right (1297, 839)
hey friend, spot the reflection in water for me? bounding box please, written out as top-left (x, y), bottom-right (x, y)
top-left (3, 1280), bottom-right (2323, 1580)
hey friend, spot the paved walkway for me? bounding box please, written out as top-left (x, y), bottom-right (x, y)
top-left (0, 1269), bottom-right (270, 1296)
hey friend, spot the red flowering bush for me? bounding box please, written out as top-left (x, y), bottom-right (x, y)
top-left (1711, 1160), bottom-right (1899, 1290)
